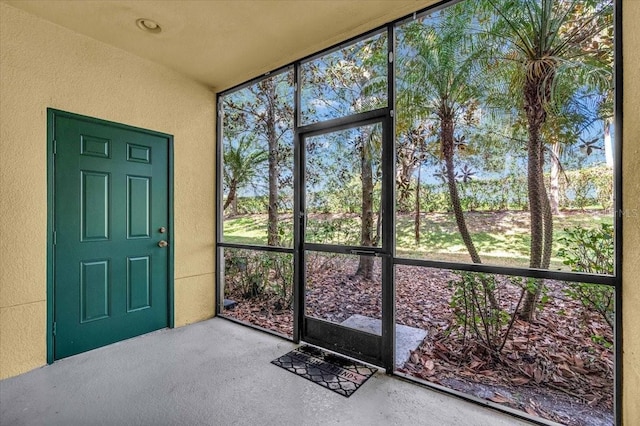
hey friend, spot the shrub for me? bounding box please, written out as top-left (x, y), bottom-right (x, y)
top-left (448, 273), bottom-right (528, 358)
top-left (560, 165), bottom-right (613, 211)
top-left (305, 217), bottom-right (360, 245)
top-left (557, 223), bottom-right (614, 331)
top-left (225, 253), bottom-right (265, 298)
top-left (224, 251), bottom-right (294, 308)
top-left (557, 223), bottom-right (614, 275)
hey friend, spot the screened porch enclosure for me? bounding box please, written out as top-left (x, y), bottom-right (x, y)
top-left (216, 1), bottom-right (620, 425)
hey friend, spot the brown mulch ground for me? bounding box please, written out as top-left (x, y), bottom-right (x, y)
top-left (223, 256), bottom-right (614, 426)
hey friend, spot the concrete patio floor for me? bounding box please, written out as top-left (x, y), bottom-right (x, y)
top-left (0, 318), bottom-right (532, 426)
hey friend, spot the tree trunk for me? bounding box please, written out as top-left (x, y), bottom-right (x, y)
top-left (265, 79), bottom-right (280, 247)
top-left (223, 180), bottom-right (237, 213)
top-left (526, 130), bottom-right (544, 270)
top-left (604, 119), bottom-right (613, 168)
top-left (541, 179), bottom-right (553, 269)
top-left (356, 137), bottom-right (374, 279)
top-left (397, 127), bottom-right (426, 213)
top-left (232, 195), bottom-right (238, 216)
top-left (441, 114), bottom-right (499, 310)
top-left (441, 116), bottom-right (481, 264)
top-left (549, 142), bottom-right (561, 215)
top-left (519, 70), bottom-right (555, 321)
top-left (397, 149), bottom-right (418, 212)
top-left (397, 172), bottom-right (412, 212)
top-left (414, 167), bottom-right (421, 244)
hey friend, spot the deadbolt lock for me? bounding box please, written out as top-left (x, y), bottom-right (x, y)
top-left (159, 227), bottom-right (167, 233)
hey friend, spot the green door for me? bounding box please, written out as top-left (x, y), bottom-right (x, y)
top-left (53, 112), bottom-right (171, 359)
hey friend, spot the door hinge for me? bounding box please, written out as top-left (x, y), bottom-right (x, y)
top-left (53, 231), bottom-right (57, 245)
top-left (52, 322), bottom-right (57, 336)
top-left (388, 51), bottom-right (394, 63)
top-left (53, 140), bottom-right (57, 155)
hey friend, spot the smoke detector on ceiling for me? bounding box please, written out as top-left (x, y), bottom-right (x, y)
top-left (136, 18), bottom-right (161, 34)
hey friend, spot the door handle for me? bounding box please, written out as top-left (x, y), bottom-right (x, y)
top-left (158, 240), bottom-right (169, 248)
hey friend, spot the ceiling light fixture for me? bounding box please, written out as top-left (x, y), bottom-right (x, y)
top-left (136, 18), bottom-right (161, 34)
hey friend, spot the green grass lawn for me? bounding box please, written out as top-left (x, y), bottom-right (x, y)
top-left (222, 209), bottom-right (613, 270)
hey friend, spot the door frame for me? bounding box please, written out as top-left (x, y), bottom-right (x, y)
top-left (295, 109), bottom-right (395, 369)
top-left (46, 108), bottom-right (175, 364)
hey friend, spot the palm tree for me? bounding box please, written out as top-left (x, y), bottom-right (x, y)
top-left (223, 135), bottom-right (268, 216)
top-left (485, 0), bottom-right (613, 320)
top-left (399, 5), bottom-right (506, 309)
top-left (400, 4), bottom-right (485, 265)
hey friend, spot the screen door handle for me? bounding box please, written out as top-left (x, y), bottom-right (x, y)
top-left (350, 249), bottom-right (376, 256)
top-left (300, 212), bottom-right (307, 229)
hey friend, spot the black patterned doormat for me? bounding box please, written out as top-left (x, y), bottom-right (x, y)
top-left (271, 345), bottom-right (377, 397)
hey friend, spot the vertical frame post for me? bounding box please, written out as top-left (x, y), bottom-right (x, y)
top-left (613, 0), bottom-right (623, 423)
top-left (293, 62), bottom-right (302, 343)
top-left (381, 23), bottom-right (397, 373)
top-left (215, 96), bottom-right (225, 316)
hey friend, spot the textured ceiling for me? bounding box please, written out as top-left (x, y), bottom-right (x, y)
top-left (4, 0), bottom-right (436, 91)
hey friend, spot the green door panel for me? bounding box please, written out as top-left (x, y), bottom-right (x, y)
top-left (54, 115), bottom-right (170, 359)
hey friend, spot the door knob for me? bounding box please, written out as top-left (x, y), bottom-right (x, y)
top-left (158, 240), bottom-right (169, 248)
